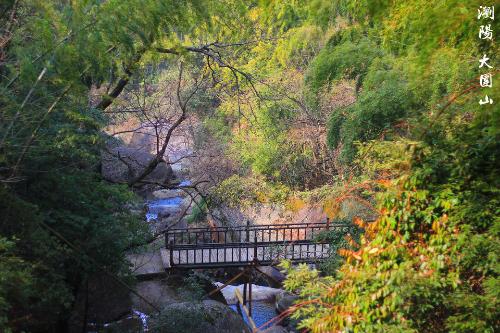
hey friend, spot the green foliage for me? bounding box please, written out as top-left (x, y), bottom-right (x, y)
top-left (272, 25), bottom-right (323, 68)
top-left (306, 37), bottom-right (383, 99)
top-left (379, 1), bottom-right (486, 58)
top-left (286, 127), bottom-right (499, 331)
top-left (229, 101), bottom-right (322, 187)
top-left (316, 0), bottom-right (497, 164)
top-left (278, 1), bottom-right (499, 332)
top-left (258, 0), bottom-right (309, 34)
top-left (2, 0), bottom-right (497, 331)
top-left (0, 0), bottom-right (212, 330)
top-left (186, 198), bottom-right (208, 225)
top-left (355, 139), bottom-right (415, 179)
top-left (0, 237), bottom-right (32, 332)
top-left (326, 59), bottom-right (415, 162)
top-left (316, 219), bottom-right (363, 275)
top-left (210, 175), bottom-right (290, 208)
top-left (179, 273), bottom-right (208, 302)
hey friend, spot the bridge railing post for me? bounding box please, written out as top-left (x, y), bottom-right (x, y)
top-left (253, 234), bottom-right (258, 261)
top-left (326, 217), bottom-right (330, 230)
top-left (246, 220), bottom-right (250, 243)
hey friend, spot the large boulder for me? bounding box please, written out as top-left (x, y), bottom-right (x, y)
top-left (257, 266), bottom-right (286, 288)
top-left (67, 274), bottom-right (132, 333)
top-left (275, 291), bottom-right (299, 314)
top-left (275, 291), bottom-right (300, 332)
top-left (101, 145), bottom-right (173, 185)
top-left (148, 300), bottom-right (250, 333)
top-left (131, 280), bottom-right (183, 314)
top-left (215, 283), bottom-right (282, 305)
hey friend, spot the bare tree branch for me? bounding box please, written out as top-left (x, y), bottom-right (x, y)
top-left (127, 62), bottom-right (202, 186)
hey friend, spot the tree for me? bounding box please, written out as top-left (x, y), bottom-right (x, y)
top-left (0, 0), bottom-right (214, 330)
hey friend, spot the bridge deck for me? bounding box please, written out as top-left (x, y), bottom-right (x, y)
top-left (163, 221), bottom-right (345, 268)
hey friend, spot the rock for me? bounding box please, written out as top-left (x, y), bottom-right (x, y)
top-left (67, 274), bottom-right (132, 333)
top-left (275, 291), bottom-right (300, 332)
top-left (102, 316), bottom-right (143, 333)
top-left (152, 189), bottom-right (185, 199)
top-left (131, 280), bottom-right (183, 314)
top-left (215, 283), bottom-right (282, 305)
top-left (101, 144), bottom-right (173, 185)
top-left (157, 210), bottom-right (171, 220)
top-left (180, 197), bottom-right (194, 215)
top-left (262, 325), bottom-right (288, 333)
top-left (275, 291), bottom-right (299, 314)
top-left (129, 209), bottom-right (143, 216)
top-left (148, 300), bottom-right (250, 333)
top-left (257, 266), bottom-right (286, 288)
top-left (127, 251), bottom-right (167, 279)
top-left (181, 272), bottom-right (228, 305)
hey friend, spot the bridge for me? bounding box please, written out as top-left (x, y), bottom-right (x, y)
top-left (161, 220), bottom-right (348, 269)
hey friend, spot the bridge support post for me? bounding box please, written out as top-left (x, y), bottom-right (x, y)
top-left (242, 280), bottom-right (247, 308)
top-left (246, 220), bottom-right (250, 242)
top-left (248, 268), bottom-right (253, 318)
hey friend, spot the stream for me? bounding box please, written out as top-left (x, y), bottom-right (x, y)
top-left (230, 301), bottom-right (277, 330)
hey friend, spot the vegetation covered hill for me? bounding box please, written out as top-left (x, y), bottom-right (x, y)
top-left (0, 0), bottom-right (498, 332)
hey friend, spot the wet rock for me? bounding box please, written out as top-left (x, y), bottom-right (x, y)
top-left (102, 316), bottom-right (143, 333)
top-left (182, 272), bottom-right (228, 305)
top-left (148, 300), bottom-right (250, 333)
top-left (156, 205), bottom-right (181, 216)
top-left (157, 210), bottom-right (171, 220)
top-left (274, 291), bottom-right (301, 332)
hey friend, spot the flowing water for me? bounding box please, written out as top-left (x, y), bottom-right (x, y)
top-left (145, 197), bottom-right (183, 221)
top-left (144, 180), bottom-right (190, 222)
top-left (229, 300), bottom-right (278, 330)
top-left (132, 310), bottom-right (149, 331)
top-left (216, 283), bottom-right (283, 331)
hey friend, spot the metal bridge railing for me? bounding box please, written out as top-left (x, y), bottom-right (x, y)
top-left (165, 220), bottom-right (349, 246)
top-left (164, 220), bottom-right (348, 268)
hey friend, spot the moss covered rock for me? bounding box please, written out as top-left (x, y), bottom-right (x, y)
top-left (149, 300), bottom-right (250, 333)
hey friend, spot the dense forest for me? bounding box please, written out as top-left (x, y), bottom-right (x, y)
top-left (0, 0), bottom-right (498, 332)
